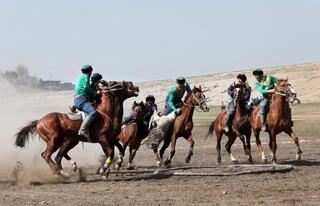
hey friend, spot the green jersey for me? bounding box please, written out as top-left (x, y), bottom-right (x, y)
top-left (74, 73), bottom-right (96, 98)
top-left (255, 75), bottom-right (277, 97)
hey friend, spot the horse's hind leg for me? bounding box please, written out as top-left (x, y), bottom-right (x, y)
top-left (159, 136), bottom-right (171, 164)
top-left (41, 137), bottom-right (62, 175)
top-left (285, 128), bottom-right (302, 160)
top-left (55, 138), bottom-right (79, 174)
top-left (254, 130), bottom-right (266, 163)
top-left (225, 134), bottom-right (238, 164)
top-left (163, 134), bottom-right (177, 166)
top-left (184, 135), bottom-right (194, 164)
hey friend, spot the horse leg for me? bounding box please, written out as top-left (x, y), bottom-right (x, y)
top-left (164, 134), bottom-right (177, 167)
top-left (215, 131), bottom-right (223, 165)
top-left (225, 134), bottom-right (238, 164)
top-left (114, 142), bottom-right (126, 171)
top-left (98, 140), bottom-right (114, 179)
top-left (254, 130), bottom-right (266, 163)
top-left (159, 136), bottom-right (171, 165)
top-left (41, 138), bottom-right (62, 175)
top-left (285, 128), bottom-right (303, 160)
top-left (184, 135), bottom-right (194, 164)
top-left (153, 145), bottom-right (161, 167)
top-left (127, 146), bottom-right (138, 169)
top-left (268, 130), bottom-right (277, 164)
top-left (245, 134), bottom-right (253, 164)
top-left (55, 138), bottom-right (79, 175)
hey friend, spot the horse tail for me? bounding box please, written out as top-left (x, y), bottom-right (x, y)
top-left (205, 120), bottom-right (215, 139)
top-left (15, 120), bottom-right (38, 148)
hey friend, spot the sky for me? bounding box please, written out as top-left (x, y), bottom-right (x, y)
top-left (1, 0), bottom-right (320, 83)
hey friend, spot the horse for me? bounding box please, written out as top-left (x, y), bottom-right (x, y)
top-left (14, 80), bottom-right (139, 178)
top-left (159, 86), bottom-right (210, 166)
top-left (115, 101), bottom-right (146, 169)
top-left (206, 84), bottom-right (253, 164)
top-left (250, 78), bottom-right (302, 164)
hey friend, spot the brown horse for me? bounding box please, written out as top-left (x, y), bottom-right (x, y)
top-left (115, 101), bottom-right (145, 169)
top-left (207, 84), bottom-right (253, 164)
top-left (250, 78), bottom-right (302, 163)
top-left (15, 81), bottom-right (139, 178)
top-left (159, 86), bottom-right (209, 166)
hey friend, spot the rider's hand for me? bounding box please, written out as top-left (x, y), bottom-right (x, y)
top-left (268, 89), bottom-right (275, 93)
top-left (175, 108), bottom-right (182, 115)
top-left (97, 90), bottom-right (102, 95)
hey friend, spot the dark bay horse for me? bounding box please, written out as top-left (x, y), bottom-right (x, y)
top-left (115, 101), bottom-right (145, 169)
top-left (160, 86), bottom-right (210, 166)
top-left (15, 81), bottom-right (139, 178)
top-left (207, 84), bottom-right (252, 164)
top-left (250, 78), bottom-right (302, 163)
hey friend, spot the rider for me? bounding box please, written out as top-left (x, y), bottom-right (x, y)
top-left (223, 73), bottom-right (251, 133)
top-left (252, 69), bottom-right (277, 131)
top-left (70, 72), bottom-right (103, 113)
top-left (163, 76), bottom-right (191, 115)
top-left (74, 65), bottom-right (98, 141)
top-left (122, 95), bottom-right (158, 134)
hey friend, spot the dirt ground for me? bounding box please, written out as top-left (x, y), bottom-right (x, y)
top-left (1, 104), bottom-right (320, 206)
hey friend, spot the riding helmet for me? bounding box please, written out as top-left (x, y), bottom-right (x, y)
top-left (146, 95), bottom-right (155, 102)
top-left (237, 73), bottom-right (247, 82)
top-left (81, 64), bottom-right (93, 74)
top-left (91, 73), bottom-right (103, 82)
top-left (252, 69), bottom-right (263, 76)
top-left (176, 76), bottom-right (186, 84)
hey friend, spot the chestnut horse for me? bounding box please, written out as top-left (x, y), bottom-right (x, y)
top-left (207, 84), bottom-right (253, 164)
top-left (250, 78), bottom-right (302, 163)
top-left (15, 81), bottom-right (139, 178)
top-left (159, 86), bottom-right (210, 166)
top-left (115, 101), bottom-right (146, 169)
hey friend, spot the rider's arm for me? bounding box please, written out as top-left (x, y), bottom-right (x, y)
top-left (227, 84), bottom-right (234, 97)
top-left (152, 104), bottom-right (158, 112)
top-left (83, 75), bottom-right (97, 97)
top-left (167, 87), bottom-right (177, 112)
top-left (255, 82), bottom-right (268, 94)
top-left (244, 86), bottom-right (251, 102)
top-left (185, 83), bottom-right (192, 93)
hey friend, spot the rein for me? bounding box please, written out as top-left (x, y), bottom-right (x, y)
top-left (182, 93), bottom-right (208, 112)
top-left (96, 109), bottom-right (113, 127)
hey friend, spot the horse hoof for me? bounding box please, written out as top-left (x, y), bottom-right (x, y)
top-left (163, 160), bottom-right (171, 167)
top-left (185, 156), bottom-right (191, 164)
top-left (71, 164), bottom-right (77, 172)
top-left (156, 161), bottom-right (162, 167)
top-left (216, 160), bottom-right (221, 165)
top-left (232, 160), bottom-right (239, 164)
top-left (296, 154), bottom-right (302, 161)
top-left (59, 170), bottom-right (70, 179)
top-left (248, 159), bottom-right (254, 164)
top-left (127, 165), bottom-right (135, 170)
top-left (114, 164), bottom-right (120, 171)
top-left (102, 175), bottom-right (108, 181)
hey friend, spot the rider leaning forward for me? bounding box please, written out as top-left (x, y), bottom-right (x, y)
top-left (163, 76), bottom-right (191, 115)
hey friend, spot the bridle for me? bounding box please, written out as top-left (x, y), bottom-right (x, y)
top-left (275, 82), bottom-right (295, 102)
top-left (183, 91), bottom-right (209, 112)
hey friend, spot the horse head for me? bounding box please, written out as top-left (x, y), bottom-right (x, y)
top-left (233, 83), bottom-right (245, 103)
top-left (190, 85), bottom-right (210, 112)
top-left (275, 78), bottom-right (295, 102)
top-left (99, 80), bottom-right (139, 100)
top-left (131, 101), bottom-right (145, 121)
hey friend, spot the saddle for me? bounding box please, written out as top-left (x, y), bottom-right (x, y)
top-left (67, 106), bottom-right (87, 120)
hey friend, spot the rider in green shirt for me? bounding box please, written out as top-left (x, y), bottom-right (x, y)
top-left (253, 69), bottom-right (277, 131)
top-left (163, 76), bottom-right (191, 115)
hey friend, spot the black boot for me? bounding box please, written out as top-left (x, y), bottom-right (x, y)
top-left (78, 113), bottom-right (97, 142)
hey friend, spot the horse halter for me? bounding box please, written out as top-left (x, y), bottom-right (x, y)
top-left (183, 91), bottom-right (209, 112)
top-left (275, 82), bottom-right (295, 102)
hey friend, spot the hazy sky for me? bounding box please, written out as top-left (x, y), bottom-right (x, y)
top-left (1, 0), bottom-right (320, 82)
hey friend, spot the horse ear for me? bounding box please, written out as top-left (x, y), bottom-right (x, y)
top-left (199, 85), bottom-right (202, 90)
top-left (133, 100), bottom-right (137, 105)
top-left (286, 77), bottom-right (288, 81)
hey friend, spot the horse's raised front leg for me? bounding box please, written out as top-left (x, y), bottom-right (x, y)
top-left (285, 128), bottom-right (302, 160)
top-left (184, 135), bottom-right (194, 164)
top-left (114, 141), bottom-right (126, 171)
top-left (254, 130), bottom-right (266, 163)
